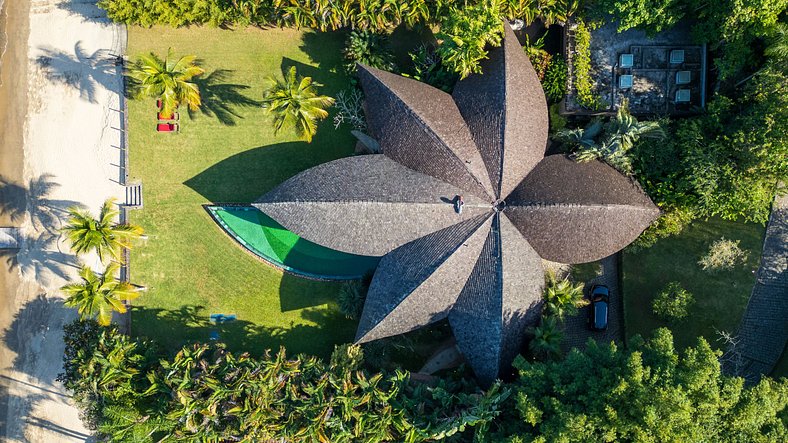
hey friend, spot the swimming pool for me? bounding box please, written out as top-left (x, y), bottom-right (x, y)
top-left (207, 205), bottom-right (380, 280)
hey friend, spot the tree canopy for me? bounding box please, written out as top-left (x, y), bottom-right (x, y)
top-left (497, 329), bottom-right (788, 442)
top-left (60, 321), bottom-right (508, 442)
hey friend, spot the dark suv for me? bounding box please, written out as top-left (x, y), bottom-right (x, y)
top-left (589, 285), bottom-right (609, 331)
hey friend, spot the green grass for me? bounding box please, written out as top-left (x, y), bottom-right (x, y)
top-left (126, 26), bottom-right (359, 359)
top-left (623, 218), bottom-right (765, 350)
top-left (210, 206), bottom-right (379, 278)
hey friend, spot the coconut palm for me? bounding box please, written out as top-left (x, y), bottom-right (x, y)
top-left (127, 49), bottom-right (205, 117)
top-left (529, 316), bottom-right (563, 360)
top-left (765, 22), bottom-right (788, 67)
top-left (543, 270), bottom-right (587, 320)
top-left (62, 263), bottom-right (141, 326)
top-left (261, 66), bottom-right (335, 143)
top-left (62, 198), bottom-right (144, 263)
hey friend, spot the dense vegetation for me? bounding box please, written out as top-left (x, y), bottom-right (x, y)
top-left (60, 320), bottom-right (507, 442)
top-left (61, 321), bottom-right (787, 442)
top-left (498, 329), bottom-right (788, 442)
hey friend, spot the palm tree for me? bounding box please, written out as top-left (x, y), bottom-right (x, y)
top-left (543, 270), bottom-right (587, 320)
top-left (555, 119), bottom-right (603, 149)
top-left (529, 316), bottom-right (563, 360)
top-left (62, 198), bottom-right (144, 263)
top-left (62, 263), bottom-right (141, 326)
top-left (127, 49), bottom-right (205, 117)
top-left (560, 103), bottom-right (664, 174)
top-left (765, 22), bottom-right (788, 67)
top-left (261, 66), bottom-right (335, 143)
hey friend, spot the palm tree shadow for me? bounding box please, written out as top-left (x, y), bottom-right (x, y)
top-left (0, 231), bottom-right (79, 286)
top-left (2, 295), bottom-right (75, 374)
top-left (35, 41), bottom-right (121, 103)
top-left (0, 174), bottom-right (83, 233)
top-left (188, 69), bottom-right (261, 126)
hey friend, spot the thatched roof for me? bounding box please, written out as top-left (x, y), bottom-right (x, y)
top-left (254, 24), bottom-right (658, 386)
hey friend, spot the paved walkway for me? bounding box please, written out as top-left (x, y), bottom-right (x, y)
top-left (724, 192), bottom-right (788, 382)
top-left (561, 253), bottom-right (624, 352)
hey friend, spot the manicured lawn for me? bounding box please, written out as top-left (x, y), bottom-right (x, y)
top-left (126, 26), bottom-right (359, 358)
top-left (623, 218), bottom-right (765, 350)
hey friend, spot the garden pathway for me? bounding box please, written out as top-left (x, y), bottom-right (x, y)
top-left (724, 191), bottom-right (788, 382)
top-left (560, 253), bottom-right (624, 352)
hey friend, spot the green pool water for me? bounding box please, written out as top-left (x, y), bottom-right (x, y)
top-left (208, 206), bottom-right (379, 280)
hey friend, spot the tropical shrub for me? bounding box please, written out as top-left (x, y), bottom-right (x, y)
top-left (523, 33), bottom-right (551, 80)
top-left (542, 57), bottom-right (568, 102)
top-left (587, 0), bottom-right (684, 35)
top-left (344, 30), bottom-right (396, 74)
top-left (631, 206), bottom-right (695, 250)
top-left (338, 279), bottom-right (367, 320)
top-left (571, 20), bottom-right (604, 110)
top-left (548, 103), bottom-right (567, 133)
top-left (652, 281), bottom-right (694, 321)
top-left (436, 0), bottom-right (504, 79)
top-left (528, 316), bottom-right (563, 360)
top-left (126, 49), bottom-right (204, 117)
top-left (61, 198), bottom-right (144, 263)
top-left (261, 66), bottom-right (334, 143)
top-left (403, 44), bottom-right (458, 93)
top-left (60, 322), bottom-right (508, 442)
top-left (97, 0), bottom-right (578, 31)
top-left (542, 270), bottom-right (586, 320)
top-left (332, 87), bottom-right (366, 130)
top-left (557, 104), bottom-right (665, 174)
top-left (698, 237), bottom-right (749, 272)
top-left (501, 329), bottom-right (788, 441)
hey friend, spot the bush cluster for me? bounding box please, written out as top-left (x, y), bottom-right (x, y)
top-left (571, 20), bottom-right (604, 110)
top-left (542, 57), bottom-right (568, 102)
top-left (698, 237), bottom-right (749, 272)
top-left (652, 281), bottom-right (694, 321)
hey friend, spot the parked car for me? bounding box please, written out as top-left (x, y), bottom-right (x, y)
top-left (589, 284), bottom-right (609, 331)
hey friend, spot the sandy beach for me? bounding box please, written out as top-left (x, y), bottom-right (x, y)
top-left (1, 1), bottom-right (126, 441)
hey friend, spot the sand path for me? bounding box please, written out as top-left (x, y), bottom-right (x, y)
top-left (1, 1), bottom-right (126, 441)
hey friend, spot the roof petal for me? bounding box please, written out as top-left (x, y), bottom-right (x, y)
top-left (452, 23), bottom-right (549, 198)
top-left (448, 213), bottom-right (544, 386)
top-left (505, 155), bottom-right (660, 263)
top-left (358, 65), bottom-right (495, 200)
top-left (254, 155), bottom-right (491, 256)
top-left (355, 214), bottom-right (493, 343)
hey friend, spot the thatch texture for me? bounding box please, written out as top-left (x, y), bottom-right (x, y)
top-left (255, 26), bottom-right (657, 385)
top-left (452, 24), bottom-right (549, 198)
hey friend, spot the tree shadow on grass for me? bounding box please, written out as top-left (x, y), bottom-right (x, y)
top-left (183, 140), bottom-right (352, 204)
top-left (35, 41), bottom-right (120, 104)
top-left (131, 300), bottom-right (355, 360)
top-left (188, 69), bottom-right (261, 126)
top-left (299, 30), bottom-right (348, 79)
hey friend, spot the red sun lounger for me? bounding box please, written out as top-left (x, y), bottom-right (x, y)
top-left (156, 123), bottom-right (179, 132)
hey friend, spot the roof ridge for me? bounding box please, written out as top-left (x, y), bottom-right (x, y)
top-left (360, 65), bottom-right (495, 200)
top-left (356, 213), bottom-right (494, 343)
